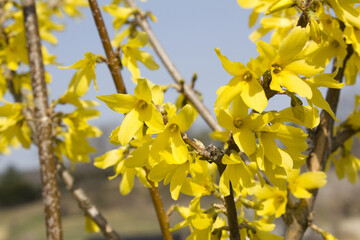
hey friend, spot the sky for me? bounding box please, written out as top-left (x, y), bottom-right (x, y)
top-left (0, 0), bottom-right (358, 172)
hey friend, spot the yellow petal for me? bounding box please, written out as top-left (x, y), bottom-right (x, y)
top-left (173, 104), bottom-right (196, 132)
top-left (285, 60), bottom-right (323, 77)
top-left (134, 78), bottom-right (152, 102)
top-left (215, 48), bottom-right (246, 76)
top-left (278, 27), bottom-right (307, 64)
top-left (256, 40), bottom-right (277, 61)
top-left (309, 87), bottom-right (337, 120)
top-left (260, 133), bottom-right (282, 165)
top-left (278, 70), bottom-right (312, 99)
top-left (233, 128), bottom-right (256, 156)
top-left (144, 104), bottom-right (165, 132)
top-left (215, 76), bottom-right (244, 108)
top-left (240, 79), bottom-right (268, 113)
top-left (85, 215), bottom-right (100, 233)
top-left (170, 132), bottom-right (188, 164)
top-left (170, 164), bottom-right (188, 200)
top-left (118, 110), bottom-right (143, 145)
top-left (215, 108), bottom-right (234, 130)
top-left (97, 94), bottom-right (137, 113)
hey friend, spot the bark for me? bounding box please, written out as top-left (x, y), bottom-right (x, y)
top-left (21, 0), bottom-right (62, 239)
top-left (88, 0), bottom-right (126, 94)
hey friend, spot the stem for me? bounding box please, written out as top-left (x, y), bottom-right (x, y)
top-left (88, 1), bottom-right (172, 238)
top-left (147, 178), bottom-right (174, 240)
top-left (284, 44), bottom-right (354, 240)
top-left (217, 163), bottom-right (240, 240)
top-left (331, 126), bottom-right (359, 152)
top-left (21, 0), bottom-right (62, 239)
top-left (88, 0), bottom-right (126, 94)
top-left (125, 0), bottom-right (222, 132)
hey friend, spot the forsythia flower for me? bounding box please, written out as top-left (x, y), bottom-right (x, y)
top-left (215, 96), bottom-right (260, 156)
top-left (288, 169), bottom-right (327, 198)
top-left (219, 152), bottom-right (256, 196)
top-left (215, 48), bottom-right (268, 112)
top-left (151, 104), bottom-right (196, 164)
top-left (254, 184), bottom-right (287, 218)
top-left (257, 27), bottom-right (323, 99)
top-left (97, 78), bottom-right (164, 146)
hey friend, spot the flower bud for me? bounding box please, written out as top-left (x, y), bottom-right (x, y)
top-left (265, 0), bottom-right (296, 15)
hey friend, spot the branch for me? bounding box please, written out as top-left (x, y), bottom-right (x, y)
top-left (182, 135), bottom-right (240, 240)
top-left (146, 173), bottom-right (174, 240)
top-left (56, 160), bottom-right (122, 240)
top-left (21, 0), bottom-right (62, 239)
top-left (88, 0), bottom-right (126, 94)
top-left (284, 44), bottom-right (354, 240)
top-left (125, 0), bottom-right (222, 132)
top-left (331, 126), bottom-right (359, 152)
top-left (88, 1), bottom-right (173, 239)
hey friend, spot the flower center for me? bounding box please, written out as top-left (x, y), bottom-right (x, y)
top-left (169, 123), bottom-right (179, 133)
top-left (233, 117), bottom-right (243, 129)
top-left (242, 71), bottom-right (253, 82)
top-left (137, 99), bottom-right (148, 109)
top-left (272, 64), bottom-right (282, 74)
top-left (331, 40), bottom-right (339, 48)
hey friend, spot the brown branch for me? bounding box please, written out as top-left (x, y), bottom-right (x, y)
top-left (124, 0), bottom-right (221, 132)
top-left (183, 135), bottom-right (240, 240)
top-left (56, 160), bottom-right (122, 240)
top-left (21, 0), bottom-right (63, 239)
top-left (88, 1), bottom-right (173, 239)
top-left (331, 126), bottom-right (359, 152)
top-left (147, 175), bottom-right (174, 240)
top-left (88, 0), bottom-right (126, 94)
top-left (284, 44), bottom-right (354, 240)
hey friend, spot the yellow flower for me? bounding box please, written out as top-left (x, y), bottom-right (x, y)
top-left (288, 169), bottom-right (327, 198)
top-left (59, 52), bottom-right (97, 97)
top-left (254, 184), bottom-right (287, 218)
top-left (150, 104), bottom-right (196, 165)
top-left (215, 96), bottom-right (263, 156)
top-left (97, 78), bottom-right (164, 146)
top-left (219, 152), bottom-right (256, 196)
top-left (257, 27), bottom-right (323, 99)
top-left (215, 48), bottom-right (268, 112)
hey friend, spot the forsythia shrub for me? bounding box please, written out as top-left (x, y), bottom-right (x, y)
top-left (1, 0), bottom-right (360, 240)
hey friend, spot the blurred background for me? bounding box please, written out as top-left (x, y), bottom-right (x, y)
top-left (0, 0), bottom-right (359, 239)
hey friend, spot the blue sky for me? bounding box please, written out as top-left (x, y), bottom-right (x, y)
top-left (0, 0), bottom-right (358, 172)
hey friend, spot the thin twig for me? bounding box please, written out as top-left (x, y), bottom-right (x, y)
top-left (331, 126), bottom-right (359, 152)
top-left (147, 175), bottom-right (174, 240)
top-left (125, 0), bottom-right (221, 132)
top-left (88, 0), bottom-right (126, 94)
top-left (56, 160), bottom-right (122, 240)
top-left (21, 0), bottom-right (62, 239)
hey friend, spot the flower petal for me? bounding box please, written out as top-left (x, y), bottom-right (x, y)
top-left (215, 108), bottom-right (234, 130)
top-left (134, 78), bottom-right (152, 102)
top-left (279, 27), bottom-right (307, 64)
top-left (233, 128), bottom-right (256, 156)
top-left (285, 60), bottom-right (323, 77)
top-left (170, 132), bottom-right (188, 164)
top-left (97, 94), bottom-right (137, 113)
top-left (215, 76), bottom-right (244, 108)
top-left (279, 70), bottom-right (313, 99)
top-left (118, 110), bottom-right (143, 145)
top-left (240, 79), bottom-right (268, 113)
top-left (173, 104), bottom-right (196, 132)
top-left (215, 48), bottom-right (246, 76)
